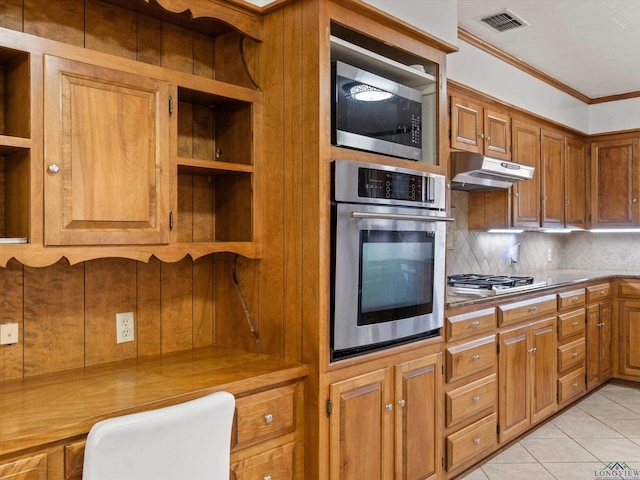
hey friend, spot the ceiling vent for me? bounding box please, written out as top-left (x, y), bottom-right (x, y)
top-left (479, 9), bottom-right (530, 32)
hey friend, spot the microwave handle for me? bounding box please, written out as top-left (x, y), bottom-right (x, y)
top-left (350, 211), bottom-right (455, 222)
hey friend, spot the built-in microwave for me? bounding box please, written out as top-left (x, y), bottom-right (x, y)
top-left (332, 61), bottom-right (422, 161)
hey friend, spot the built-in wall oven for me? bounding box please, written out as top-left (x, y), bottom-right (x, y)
top-left (331, 160), bottom-right (451, 361)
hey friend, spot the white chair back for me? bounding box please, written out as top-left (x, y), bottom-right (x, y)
top-left (82, 391), bottom-right (235, 480)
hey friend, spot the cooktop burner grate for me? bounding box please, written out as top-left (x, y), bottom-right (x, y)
top-left (447, 274), bottom-right (535, 290)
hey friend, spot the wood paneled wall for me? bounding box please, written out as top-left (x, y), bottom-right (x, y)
top-left (0, 254), bottom-right (261, 381)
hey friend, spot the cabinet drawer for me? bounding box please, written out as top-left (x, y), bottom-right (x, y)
top-left (558, 338), bottom-right (585, 373)
top-left (587, 283), bottom-right (611, 303)
top-left (231, 442), bottom-right (294, 480)
top-left (446, 413), bottom-right (497, 471)
top-left (445, 307), bottom-right (496, 342)
top-left (558, 308), bottom-right (585, 340)
top-left (234, 385), bottom-right (295, 450)
top-left (557, 289), bottom-right (585, 311)
top-left (446, 374), bottom-right (496, 427)
top-left (558, 368), bottom-right (585, 404)
top-left (446, 335), bottom-right (496, 383)
top-left (498, 294), bottom-right (556, 326)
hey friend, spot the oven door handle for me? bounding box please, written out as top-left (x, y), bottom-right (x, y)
top-left (350, 211), bottom-right (455, 222)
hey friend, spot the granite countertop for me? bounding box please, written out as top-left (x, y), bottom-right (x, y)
top-left (445, 269), bottom-right (640, 308)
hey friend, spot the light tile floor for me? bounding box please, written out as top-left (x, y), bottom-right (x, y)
top-left (460, 384), bottom-right (640, 480)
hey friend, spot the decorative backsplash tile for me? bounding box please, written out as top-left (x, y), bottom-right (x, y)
top-left (446, 191), bottom-right (640, 275)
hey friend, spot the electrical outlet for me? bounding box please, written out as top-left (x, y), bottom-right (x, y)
top-left (116, 312), bottom-right (134, 344)
top-left (0, 323), bottom-right (18, 345)
top-left (547, 248), bottom-right (552, 262)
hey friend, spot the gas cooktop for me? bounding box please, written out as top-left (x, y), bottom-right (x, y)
top-left (447, 274), bottom-right (547, 296)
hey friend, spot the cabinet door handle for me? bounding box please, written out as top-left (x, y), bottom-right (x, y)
top-left (385, 403), bottom-right (393, 411)
top-left (48, 163), bottom-right (60, 174)
top-left (264, 414), bottom-right (273, 424)
top-left (528, 347), bottom-right (537, 354)
top-left (479, 133), bottom-right (485, 139)
top-left (264, 476), bottom-right (272, 480)
top-left (598, 322), bottom-right (605, 327)
top-left (398, 399), bottom-right (406, 407)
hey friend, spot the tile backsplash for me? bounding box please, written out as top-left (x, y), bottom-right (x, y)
top-left (447, 191), bottom-right (640, 275)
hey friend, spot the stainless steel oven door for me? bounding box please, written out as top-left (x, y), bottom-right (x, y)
top-left (331, 202), bottom-right (447, 357)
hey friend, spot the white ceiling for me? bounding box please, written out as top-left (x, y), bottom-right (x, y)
top-left (456, 0), bottom-right (640, 100)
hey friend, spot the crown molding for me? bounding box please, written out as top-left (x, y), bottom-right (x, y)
top-left (458, 27), bottom-right (640, 105)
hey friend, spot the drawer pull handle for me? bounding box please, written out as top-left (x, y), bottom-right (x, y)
top-left (386, 403), bottom-right (393, 411)
top-left (264, 414), bottom-right (273, 424)
top-left (264, 476), bottom-right (272, 480)
top-left (473, 396), bottom-right (481, 403)
top-left (572, 352), bottom-right (579, 358)
top-left (398, 399), bottom-right (406, 407)
top-left (573, 383), bottom-right (579, 388)
top-left (474, 438), bottom-right (481, 445)
top-left (472, 354), bottom-right (481, 361)
top-left (572, 296), bottom-right (579, 302)
top-left (600, 290), bottom-right (605, 295)
top-left (472, 321), bottom-right (481, 327)
top-left (528, 306), bottom-right (537, 313)
top-left (572, 321), bottom-right (578, 327)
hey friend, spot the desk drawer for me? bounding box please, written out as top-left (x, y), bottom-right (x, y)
top-left (446, 336), bottom-right (496, 383)
top-left (234, 385), bottom-right (295, 449)
top-left (446, 374), bottom-right (496, 427)
top-left (558, 338), bottom-right (585, 373)
top-left (231, 442), bottom-right (294, 480)
top-left (446, 413), bottom-right (497, 471)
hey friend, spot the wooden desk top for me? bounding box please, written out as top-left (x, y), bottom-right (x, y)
top-left (0, 346), bottom-right (308, 457)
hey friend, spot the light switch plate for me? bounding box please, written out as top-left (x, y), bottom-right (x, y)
top-left (0, 323), bottom-right (19, 345)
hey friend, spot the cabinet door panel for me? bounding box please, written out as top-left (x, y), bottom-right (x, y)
top-left (484, 109), bottom-right (510, 160)
top-left (44, 55), bottom-right (170, 245)
top-left (395, 354), bottom-right (441, 480)
top-left (451, 96), bottom-right (482, 153)
top-left (541, 130), bottom-right (565, 228)
top-left (564, 137), bottom-right (587, 229)
top-left (586, 304), bottom-right (601, 389)
top-left (0, 454), bottom-right (46, 480)
top-left (329, 369), bottom-right (391, 480)
top-left (530, 318), bottom-right (557, 423)
top-left (619, 301), bottom-right (640, 378)
top-left (498, 326), bottom-right (529, 443)
top-left (590, 138), bottom-right (639, 227)
top-left (599, 302), bottom-right (612, 381)
top-left (511, 120), bottom-right (541, 228)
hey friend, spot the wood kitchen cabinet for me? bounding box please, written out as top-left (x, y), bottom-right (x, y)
top-left (586, 302), bottom-right (611, 389)
top-left (498, 316), bottom-right (557, 443)
top-left (43, 55), bottom-right (172, 246)
top-left (541, 129), bottom-right (565, 228)
top-left (511, 119), bottom-right (541, 228)
top-left (328, 351), bottom-right (442, 480)
top-left (556, 288), bottom-right (586, 407)
top-left (450, 94), bottom-right (511, 160)
top-left (564, 136), bottom-right (588, 229)
top-left (590, 137), bottom-right (640, 228)
top-left (615, 280), bottom-right (640, 380)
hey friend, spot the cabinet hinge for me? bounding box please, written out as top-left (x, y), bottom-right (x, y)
top-left (169, 210), bottom-right (174, 231)
top-left (326, 398), bottom-right (332, 417)
top-left (169, 96), bottom-right (174, 117)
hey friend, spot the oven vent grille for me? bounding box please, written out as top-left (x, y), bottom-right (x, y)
top-left (480, 9), bottom-right (529, 32)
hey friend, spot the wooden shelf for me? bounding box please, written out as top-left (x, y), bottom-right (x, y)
top-left (177, 157), bottom-right (253, 175)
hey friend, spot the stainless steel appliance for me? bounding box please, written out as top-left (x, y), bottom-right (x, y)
top-left (450, 151), bottom-right (535, 191)
top-left (332, 61), bottom-right (422, 161)
top-left (331, 160), bottom-right (451, 361)
top-left (447, 274), bottom-right (547, 296)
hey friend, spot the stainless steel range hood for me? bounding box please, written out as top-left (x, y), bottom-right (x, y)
top-left (450, 152), bottom-right (535, 192)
